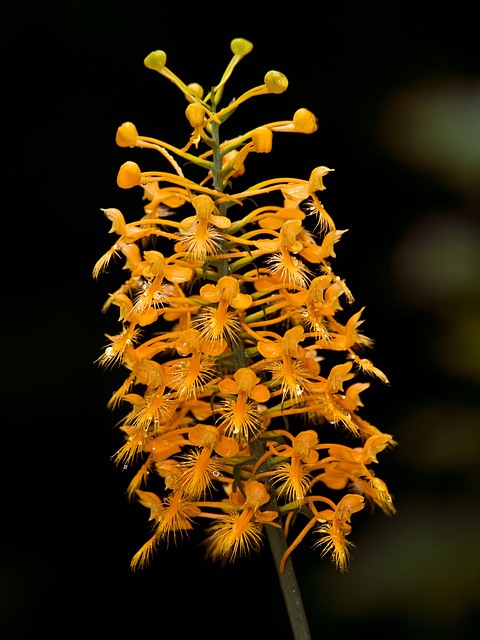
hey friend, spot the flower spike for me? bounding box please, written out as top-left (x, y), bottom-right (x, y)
top-left (95, 40), bottom-right (394, 628)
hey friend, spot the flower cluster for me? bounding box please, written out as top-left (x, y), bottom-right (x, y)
top-left (94, 38), bottom-right (394, 573)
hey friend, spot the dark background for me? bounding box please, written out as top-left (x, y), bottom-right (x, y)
top-left (4, 1), bottom-right (480, 638)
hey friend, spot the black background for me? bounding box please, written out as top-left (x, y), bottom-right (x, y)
top-left (4, 1), bottom-right (480, 638)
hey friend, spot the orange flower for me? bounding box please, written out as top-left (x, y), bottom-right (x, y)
top-left (217, 368), bottom-right (270, 439)
top-left (259, 325), bottom-right (314, 401)
top-left (272, 430), bottom-right (319, 502)
top-left (130, 489), bottom-right (201, 570)
top-left (316, 435), bottom-right (396, 514)
top-left (314, 494), bottom-right (365, 572)
top-left (254, 218), bottom-right (312, 288)
top-left (195, 276), bottom-right (252, 349)
top-left (167, 329), bottom-right (216, 399)
top-left (176, 194), bottom-right (231, 259)
top-left (282, 167), bottom-right (336, 232)
top-left (176, 426), bottom-right (227, 499)
top-left (205, 480), bottom-right (278, 561)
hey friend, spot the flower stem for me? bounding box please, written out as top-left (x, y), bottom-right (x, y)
top-left (265, 522), bottom-right (312, 640)
top-left (210, 101), bottom-right (311, 639)
top-left (251, 440), bottom-right (312, 640)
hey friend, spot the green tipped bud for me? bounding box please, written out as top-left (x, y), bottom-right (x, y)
top-left (230, 38), bottom-right (253, 56)
top-left (264, 70), bottom-right (289, 94)
top-left (144, 50), bottom-right (167, 72)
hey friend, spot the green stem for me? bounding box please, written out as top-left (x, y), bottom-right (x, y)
top-left (251, 440), bottom-right (312, 640)
top-left (265, 524), bottom-right (312, 640)
top-left (211, 124), bottom-right (223, 195)
top-left (209, 96), bottom-right (311, 639)
top-left (210, 101), bottom-right (230, 281)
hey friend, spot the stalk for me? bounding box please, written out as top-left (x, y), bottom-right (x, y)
top-left (210, 104), bottom-right (311, 639)
top-left (251, 439), bottom-right (312, 640)
top-left (210, 101), bottom-right (230, 280)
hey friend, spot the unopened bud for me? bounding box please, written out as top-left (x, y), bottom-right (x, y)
top-left (185, 103), bottom-right (206, 128)
top-left (264, 70), bottom-right (288, 94)
top-left (117, 161), bottom-right (142, 189)
top-left (223, 150), bottom-right (245, 178)
top-left (115, 122), bottom-right (138, 147)
top-left (230, 38), bottom-right (253, 56)
top-left (252, 127), bottom-right (273, 153)
top-left (144, 50), bottom-right (167, 72)
top-left (293, 108), bottom-right (318, 134)
top-left (187, 83), bottom-right (204, 100)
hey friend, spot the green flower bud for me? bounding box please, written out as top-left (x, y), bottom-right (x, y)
top-left (264, 70), bottom-right (288, 94)
top-left (144, 50), bottom-right (167, 72)
top-left (230, 38), bottom-right (253, 56)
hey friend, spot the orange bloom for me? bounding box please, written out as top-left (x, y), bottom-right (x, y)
top-left (314, 494), bottom-right (365, 572)
top-left (195, 276), bottom-right (252, 349)
top-left (272, 430), bottom-right (319, 502)
top-left (217, 368), bottom-right (270, 440)
top-left (205, 480), bottom-right (278, 561)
